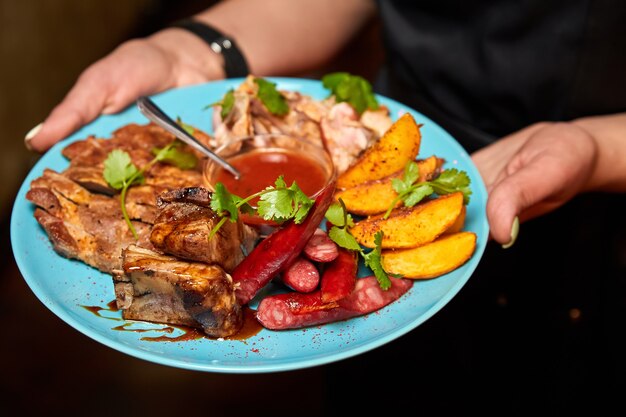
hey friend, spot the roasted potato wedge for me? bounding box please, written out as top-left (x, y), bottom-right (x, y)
top-left (381, 231), bottom-right (477, 279)
top-left (443, 204), bottom-right (466, 234)
top-left (350, 191), bottom-right (464, 249)
top-left (334, 156), bottom-right (443, 216)
top-left (337, 112), bottom-right (422, 189)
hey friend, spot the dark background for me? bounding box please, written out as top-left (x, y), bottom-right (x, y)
top-left (2, 2), bottom-right (625, 416)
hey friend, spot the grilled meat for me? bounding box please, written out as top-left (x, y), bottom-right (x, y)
top-left (62, 123), bottom-right (206, 194)
top-left (150, 187), bottom-right (258, 273)
top-left (26, 169), bottom-right (154, 273)
top-left (114, 244), bottom-right (242, 338)
top-left (26, 123), bottom-right (210, 274)
top-left (210, 75), bottom-right (392, 174)
top-left (320, 102), bottom-right (376, 174)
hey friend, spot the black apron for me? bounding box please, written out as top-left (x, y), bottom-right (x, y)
top-left (376, 0), bottom-right (626, 152)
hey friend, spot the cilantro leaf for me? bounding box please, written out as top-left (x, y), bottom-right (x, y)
top-left (385, 161), bottom-right (472, 218)
top-left (175, 116), bottom-right (196, 136)
top-left (288, 182), bottom-right (315, 223)
top-left (257, 177), bottom-right (314, 224)
top-left (429, 168), bottom-right (472, 204)
top-left (362, 231), bottom-right (391, 290)
top-left (208, 176), bottom-right (314, 237)
top-left (325, 202), bottom-right (355, 228)
top-left (210, 182), bottom-right (241, 222)
top-left (254, 78), bottom-right (289, 116)
top-left (257, 187), bottom-right (294, 223)
top-left (403, 184), bottom-right (434, 207)
top-left (103, 149), bottom-right (147, 240)
top-left (204, 89), bottom-right (235, 120)
top-left (103, 149), bottom-right (143, 190)
top-left (324, 203), bottom-right (345, 226)
top-left (220, 89), bottom-right (235, 119)
top-left (391, 161), bottom-right (419, 195)
top-left (231, 194), bottom-right (255, 215)
top-left (322, 72), bottom-right (379, 115)
top-left (328, 226), bottom-right (362, 251)
top-left (152, 141), bottom-right (198, 170)
top-left (273, 175), bottom-right (287, 189)
top-left (326, 199), bottom-right (398, 290)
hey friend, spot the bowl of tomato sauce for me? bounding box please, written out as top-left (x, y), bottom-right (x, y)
top-left (203, 134), bottom-right (335, 226)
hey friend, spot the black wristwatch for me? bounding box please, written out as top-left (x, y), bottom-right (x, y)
top-left (171, 19), bottom-right (250, 78)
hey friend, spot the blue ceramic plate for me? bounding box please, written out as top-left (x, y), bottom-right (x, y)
top-left (11, 78), bottom-right (488, 373)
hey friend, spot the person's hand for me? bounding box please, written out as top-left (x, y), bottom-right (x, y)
top-left (471, 122), bottom-right (599, 247)
top-left (25, 29), bottom-right (224, 153)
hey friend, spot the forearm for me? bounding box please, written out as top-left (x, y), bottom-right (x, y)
top-left (194, 0), bottom-right (377, 76)
top-left (572, 113), bottom-right (626, 192)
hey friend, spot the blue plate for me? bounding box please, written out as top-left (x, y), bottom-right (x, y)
top-left (11, 77), bottom-right (489, 373)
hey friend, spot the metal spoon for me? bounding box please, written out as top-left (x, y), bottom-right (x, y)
top-left (136, 96), bottom-right (241, 179)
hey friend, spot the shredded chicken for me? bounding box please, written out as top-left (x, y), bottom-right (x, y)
top-left (211, 75), bottom-right (392, 174)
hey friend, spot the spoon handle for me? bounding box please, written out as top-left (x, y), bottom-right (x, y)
top-left (136, 96), bottom-right (241, 179)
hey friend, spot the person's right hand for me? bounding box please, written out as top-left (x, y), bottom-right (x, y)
top-left (26, 29), bottom-right (224, 152)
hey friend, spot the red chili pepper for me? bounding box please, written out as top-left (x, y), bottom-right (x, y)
top-left (233, 180), bottom-right (336, 305)
top-left (320, 248), bottom-right (357, 303)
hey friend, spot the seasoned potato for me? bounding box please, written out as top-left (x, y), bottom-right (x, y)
top-left (334, 156), bottom-right (443, 216)
top-left (443, 204), bottom-right (466, 234)
top-left (382, 231), bottom-right (477, 279)
top-left (350, 192), bottom-right (464, 249)
top-left (337, 112), bottom-right (422, 189)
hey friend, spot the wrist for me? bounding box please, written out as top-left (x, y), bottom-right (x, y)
top-left (572, 114), bottom-right (626, 193)
top-left (147, 27), bottom-right (226, 85)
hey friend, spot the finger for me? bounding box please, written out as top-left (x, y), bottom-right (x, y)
top-left (27, 71), bottom-right (110, 152)
top-left (485, 154), bottom-right (571, 244)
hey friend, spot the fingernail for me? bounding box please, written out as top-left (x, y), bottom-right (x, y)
top-left (24, 122), bottom-right (44, 150)
top-left (502, 216), bottom-right (519, 249)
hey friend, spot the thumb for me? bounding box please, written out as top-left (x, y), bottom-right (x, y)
top-left (486, 123), bottom-right (597, 246)
top-left (486, 154), bottom-right (572, 245)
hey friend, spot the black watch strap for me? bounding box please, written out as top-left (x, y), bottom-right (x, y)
top-left (172, 19), bottom-right (250, 78)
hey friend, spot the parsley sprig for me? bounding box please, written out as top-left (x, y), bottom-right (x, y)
top-left (207, 78), bottom-right (289, 119)
top-left (254, 77), bottom-right (289, 116)
top-left (103, 139), bottom-right (198, 239)
top-left (205, 89), bottom-right (235, 120)
top-left (384, 161), bottom-right (472, 219)
top-left (322, 72), bottom-right (379, 115)
top-left (325, 199), bottom-right (393, 290)
top-left (103, 149), bottom-right (144, 239)
top-left (208, 176), bottom-right (314, 238)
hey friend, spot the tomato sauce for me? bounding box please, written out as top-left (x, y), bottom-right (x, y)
top-left (214, 149), bottom-right (330, 204)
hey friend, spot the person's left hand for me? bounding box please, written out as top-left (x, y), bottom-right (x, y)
top-left (471, 121), bottom-right (598, 247)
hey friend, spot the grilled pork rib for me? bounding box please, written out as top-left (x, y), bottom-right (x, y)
top-left (114, 245), bottom-right (242, 338)
top-left (25, 124), bottom-right (210, 274)
top-left (26, 169), bottom-right (154, 273)
top-left (150, 187), bottom-right (258, 273)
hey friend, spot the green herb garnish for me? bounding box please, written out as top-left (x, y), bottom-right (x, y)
top-left (254, 77), bottom-right (289, 116)
top-left (384, 161), bottom-right (472, 219)
top-left (325, 200), bottom-right (361, 251)
top-left (257, 176), bottom-right (314, 224)
top-left (204, 89), bottom-right (235, 120)
top-left (103, 149), bottom-right (143, 191)
top-left (325, 199), bottom-right (393, 290)
top-left (322, 72), bottom-right (379, 115)
top-left (209, 175), bottom-right (313, 238)
top-left (362, 231), bottom-right (392, 290)
top-left (152, 140), bottom-right (198, 170)
top-left (103, 141), bottom-right (196, 239)
top-left (175, 116), bottom-right (196, 136)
